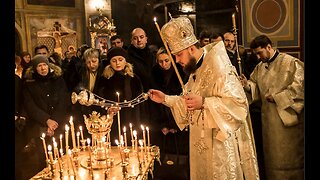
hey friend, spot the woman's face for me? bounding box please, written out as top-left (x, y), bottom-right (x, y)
top-left (157, 53), bottom-right (171, 70)
top-left (110, 56), bottom-right (126, 71)
top-left (36, 62), bottom-right (49, 76)
top-left (23, 55), bottom-right (31, 63)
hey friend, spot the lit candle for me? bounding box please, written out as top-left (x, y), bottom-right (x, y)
top-left (53, 141), bottom-right (59, 159)
top-left (40, 133), bottom-right (49, 162)
top-left (129, 123), bottom-right (134, 147)
top-left (115, 139), bottom-right (123, 163)
top-left (77, 132), bottom-right (80, 149)
top-left (141, 125), bottom-right (146, 151)
top-left (48, 145), bottom-right (54, 164)
top-left (87, 138), bottom-right (92, 165)
top-left (120, 135), bottom-right (124, 147)
top-left (133, 130), bottom-right (138, 151)
top-left (232, 13), bottom-right (236, 28)
top-left (116, 92), bottom-right (121, 142)
top-left (68, 149), bottom-right (76, 175)
top-left (139, 139), bottom-right (144, 159)
top-left (65, 124), bottom-right (69, 153)
top-left (146, 126), bottom-right (150, 148)
top-left (79, 126), bottom-right (84, 141)
top-left (59, 134), bottom-right (63, 151)
top-left (69, 116), bottom-right (77, 150)
top-left (154, 16), bottom-right (185, 93)
top-left (123, 126), bottom-right (127, 148)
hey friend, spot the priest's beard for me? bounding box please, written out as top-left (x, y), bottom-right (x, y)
top-left (183, 55), bottom-right (197, 75)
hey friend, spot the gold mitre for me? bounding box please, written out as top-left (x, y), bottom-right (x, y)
top-left (161, 16), bottom-right (198, 54)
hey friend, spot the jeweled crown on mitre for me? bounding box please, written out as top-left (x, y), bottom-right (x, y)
top-left (161, 16), bottom-right (198, 54)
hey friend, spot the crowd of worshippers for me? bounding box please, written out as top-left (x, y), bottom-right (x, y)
top-left (15, 25), bottom-right (304, 180)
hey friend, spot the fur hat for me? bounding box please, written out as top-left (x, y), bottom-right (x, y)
top-left (32, 55), bottom-right (49, 69)
top-left (161, 17), bottom-right (198, 54)
top-left (106, 47), bottom-right (128, 62)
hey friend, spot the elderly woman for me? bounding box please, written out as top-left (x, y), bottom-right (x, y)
top-left (22, 55), bottom-right (72, 177)
top-left (93, 47), bottom-right (147, 145)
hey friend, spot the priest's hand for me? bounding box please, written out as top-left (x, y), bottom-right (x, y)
top-left (184, 94), bottom-right (204, 111)
top-left (148, 89), bottom-right (166, 103)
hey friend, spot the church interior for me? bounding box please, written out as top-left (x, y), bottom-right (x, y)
top-left (14, 0), bottom-right (305, 180)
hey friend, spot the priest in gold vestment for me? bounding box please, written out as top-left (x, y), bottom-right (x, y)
top-left (149, 17), bottom-right (260, 180)
top-left (240, 35), bottom-right (304, 180)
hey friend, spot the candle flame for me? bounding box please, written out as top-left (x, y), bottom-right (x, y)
top-left (146, 126), bottom-right (149, 131)
top-left (115, 139), bottom-right (119, 145)
top-left (87, 138), bottom-right (91, 145)
top-left (139, 139), bottom-right (143, 146)
top-left (77, 132), bottom-right (80, 136)
top-left (48, 145), bottom-right (52, 151)
top-left (123, 126), bottom-right (126, 132)
top-left (141, 125), bottom-right (144, 130)
top-left (65, 124), bottom-right (69, 131)
top-left (60, 134), bottom-right (63, 139)
top-left (154, 17), bottom-right (157, 22)
top-left (133, 130), bottom-right (137, 137)
top-left (42, 133), bottom-right (46, 138)
top-left (54, 141), bottom-right (57, 147)
top-left (116, 92), bottom-right (119, 96)
top-left (129, 123), bottom-right (132, 128)
top-left (79, 126), bottom-right (82, 131)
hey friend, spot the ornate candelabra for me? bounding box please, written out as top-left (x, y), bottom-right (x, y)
top-left (81, 111), bottom-right (114, 169)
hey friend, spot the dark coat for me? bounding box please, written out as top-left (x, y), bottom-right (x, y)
top-left (93, 64), bottom-right (147, 145)
top-left (127, 45), bottom-right (157, 90)
top-left (151, 64), bottom-right (186, 129)
top-left (23, 63), bottom-right (71, 138)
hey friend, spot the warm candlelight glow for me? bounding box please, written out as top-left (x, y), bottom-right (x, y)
top-left (141, 125), bottom-right (146, 151)
top-left (232, 13), bottom-right (236, 28)
top-left (65, 124), bottom-right (69, 153)
top-left (123, 126), bottom-right (127, 148)
top-left (153, 15), bottom-right (185, 93)
top-left (146, 126), bottom-right (150, 147)
top-left (87, 138), bottom-right (91, 146)
top-left (53, 141), bottom-right (59, 159)
top-left (77, 131), bottom-right (80, 149)
top-left (59, 134), bottom-right (63, 150)
top-left (40, 133), bottom-right (49, 162)
top-left (129, 123), bottom-right (134, 147)
top-left (133, 130), bottom-right (138, 151)
top-left (69, 116), bottom-right (77, 150)
top-left (115, 139), bottom-right (119, 146)
top-left (116, 92), bottom-right (121, 142)
top-left (48, 145), bottom-right (54, 164)
top-left (79, 126), bottom-right (84, 141)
